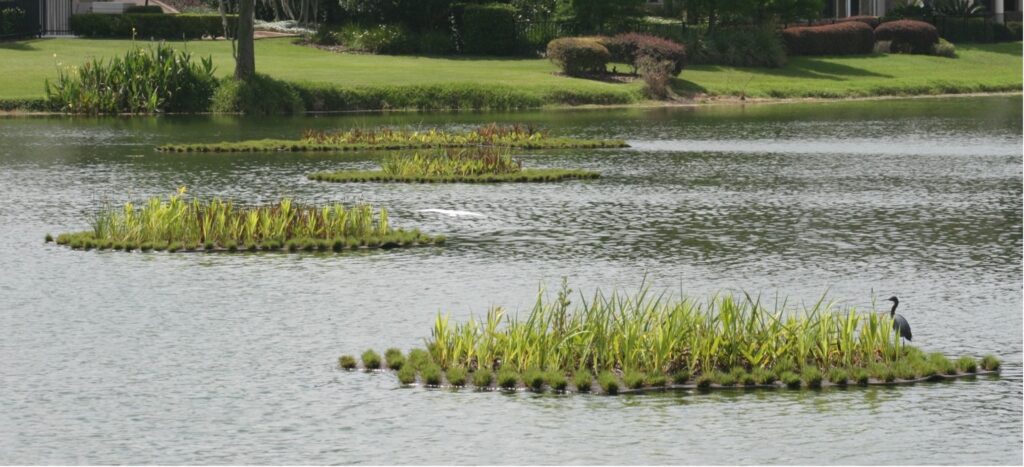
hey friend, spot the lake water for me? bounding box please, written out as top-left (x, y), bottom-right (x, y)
top-left (0, 96), bottom-right (1021, 464)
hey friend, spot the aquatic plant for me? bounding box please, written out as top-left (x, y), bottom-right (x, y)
top-left (671, 371), bottom-right (690, 385)
top-left (446, 367), bottom-right (468, 387)
top-left (801, 367), bottom-right (823, 388)
top-left (598, 371), bottom-right (619, 395)
top-left (647, 374), bottom-right (668, 387)
top-left (385, 348), bottom-right (406, 370)
top-left (54, 189), bottom-right (441, 252)
top-left (695, 373), bottom-right (714, 389)
top-left (407, 349), bottom-right (430, 371)
top-left (827, 368), bottom-right (848, 386)
top-left (752, 367), bottom-right (775, 385)
top-left (497, 368), bottom-right (519, 390)
top-left (361, 349), bottom-right (382, 370)
top-left (157, 124), bottom-right (629, 152)
top-left (338, 355), bottom-right (357, 370)
top-left (546, 371), bottom-right (569, 392)
top-left (573, 371), bottom-right (593, 392)
top-left (981, 355), bottom-right (1000, 371)
top-left (473, 369), bottom-right (494, 388)
top-left (780, 371), bottom-right (801, 389)
top-left (422, 364), bottom-right (443, 386)
top-left (623, 370), bottom-right (646, 390)
top-left (523, 368), bottom-right (546, 392)
top-left (308, 168), bottom-right (600, 184)
top-left (956, 356), bottom-right (978, 373)
top-left (852, 368), bottom-right (870, 385)
top-left (715, 370), bottom-right (737, 387)
top-left (928, 353), bottom-right (957, 375)
top-left (397, 365), bottom-right (417, 385)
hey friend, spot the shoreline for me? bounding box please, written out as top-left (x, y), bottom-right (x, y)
top-left (1, 90), bottom-right (1020, 117)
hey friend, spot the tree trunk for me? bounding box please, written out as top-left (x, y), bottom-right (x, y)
top-left (235, 0), bottom-right (256, 81)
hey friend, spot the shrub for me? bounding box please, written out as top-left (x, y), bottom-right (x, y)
top-left (547, 37), bottom-right (610, 77)
top-left (782, 21), bottom-right (875, 56)
top-left (124, 5), bottom-right (163, 14)
top-left (70, 13), bottom-right (236, 39)
top-left (211, 74), bottom-right (305, 115)
top-left (338, 23), bottom-right (411, 54)
top-left (837, 15), bottom-right (881, 29)
top-left (931, 38), bottom-right (957, 58)
top-left (46, 43), bottom-right (216, 114)
top-left (461, 3), bottom-right (516, 55)
top-left (637, 56), bottom-right (674, 100)
top-left (311, 23), bottom-right (339, 45)
top-left (602, 33), bottom-right (685, 75)
top-left (0, 6), bottom-right (28, 36)
top-left (687, 25), bottom-right (787, 68)
top-left (1005, 22), bottom-right (1023, 41)
top-left (875, 20), bottom-right (939, 54)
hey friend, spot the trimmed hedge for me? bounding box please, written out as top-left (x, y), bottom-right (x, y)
top-left (547, 37), bottom-right (610, 77)
top-left (603, 33), bottom-right (686, 75)
top-left (70, 13), bottom-right (237, 39)
top-left (461, 3), bottom-right (516, 55)
top-left (686, 26), bottom-right (787, 68)
top-left (836, 15), bottom-right (880, 29)
top-left (875, 20), bottom-right (939, 54)
top-left (782, 21), bottom-right (875, 56)
top-left (124, 5), bottom-right (163, 14)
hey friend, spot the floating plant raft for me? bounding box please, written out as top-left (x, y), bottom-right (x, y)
top-left (156, 124), bottom-right (629, 153)
top-left (308, 148), bottom-right (599, 184)
top-left (48, 188), bottom-right (443, 253)
top-left (338, 284), bottom-right (1000, 395)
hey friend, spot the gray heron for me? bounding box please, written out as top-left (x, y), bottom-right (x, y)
top-left (885, 296), bottom-right (912, 342)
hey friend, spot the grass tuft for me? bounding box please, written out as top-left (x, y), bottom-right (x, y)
top-left (623, 370), bottom-right (646, 390)
top-left (981, 354), bottom-right (1000, 371)
top-left (523, 368), bottom-right (546, 392)
top-left (385, 348), bottom-right (406, 370)
top-left (445, 367), bottom-right (468, 387)
top-left (421, 364), bottom-right (443, 386)
top-left (956, 356), bottom-right (978, 373)
top-left (338, 355), bottom-right (357, 370)
top-left (573, 371), bottom-right (593, 392)
top-left (497, 368), bottom-right (519, 390)
top-left (473, 369), bottom-right (494, 389)
top-left (361, 349), bottom-right (382, 370)
top-left (827, 368), bottom-right (848, 386)
top-left (598, 371), bottom-right (619, 395)
top-left (780, 371), bottom-right (801, 389)
top-left (546, 371), bottom-right (569, 392)
top-left (397, 365), bottom-right (417, 385)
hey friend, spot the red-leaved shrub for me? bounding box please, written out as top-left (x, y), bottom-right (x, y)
top-left (782, 21), bottom-right (875, 56)
top-left (601, 33), bottom-right (686, 75)
top-left (874, 20), bottom-right (939, 54)
top-left (547, 38), bottom-right (610, 77)
top-left (837, 15), bottom-right (881, 29)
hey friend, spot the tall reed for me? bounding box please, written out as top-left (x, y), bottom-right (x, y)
top-left (424, 281), bottom-right (904, 376)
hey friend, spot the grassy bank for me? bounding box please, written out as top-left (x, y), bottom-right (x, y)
top-left (0, 38), bottom-right (1019, 110)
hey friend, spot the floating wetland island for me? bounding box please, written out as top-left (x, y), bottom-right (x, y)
top-left (340, 284), bottom-right (1001, 395)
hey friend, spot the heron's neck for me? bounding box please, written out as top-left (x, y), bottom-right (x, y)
top-left (889, 301), bottom-right (898, 317)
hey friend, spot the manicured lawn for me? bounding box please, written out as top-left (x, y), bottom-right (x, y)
top-left (0, 37), bottom-right (1020, 102)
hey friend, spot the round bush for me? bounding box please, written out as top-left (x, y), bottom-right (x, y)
top-left (875, 20), bottom-right (939, 54)
top-left (602, 33), bottom-right (686, 75)
top-left (837, 15), bottom-right (881, 29)
top-left (546, 38), bottom-right (610, 77)
top-left (782, 21), bottom-right (875, 56)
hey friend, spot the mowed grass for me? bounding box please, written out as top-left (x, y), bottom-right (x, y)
top-left (0, 37), bottom-right (1019, 101)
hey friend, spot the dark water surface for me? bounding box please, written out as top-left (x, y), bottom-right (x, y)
top-left (1, 96), bottom-right (1021, 464)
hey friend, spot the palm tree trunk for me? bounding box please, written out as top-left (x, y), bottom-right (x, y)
top-left (235, 0), bottom-right (256, 81)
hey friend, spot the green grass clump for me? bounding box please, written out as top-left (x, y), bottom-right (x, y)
top-left (44, 234), bottom-right (53, 243)
top-left (623, 371), bottom-right (646, 390)
top-left (752, 367), bottom-right (775, 385)
top-left (523, 368), bottom-right (546, 392)
top-left (54, 189), bottom-right (440, 253)
top-left (421, 364), bottom-right (443, 386)
top-left (396, 365), bottom-right (417, 385)
top-left (406, 349), bottom-right (430, 370)
top-left (695, 372), bottom-right (715, 389)
top-left (981, 355), bottom-right (1000, 371)
top-left (573, 371), bottom-right (593, 392)
top-left (928, 353), bottom-right (957, 375)
top-left (159, 124), bottom-right (628, 152)
top-left (445, 367), bottom-right (468, 387)
top-left (497, 368), bottom-right (519, 390)
top-left (852, 368), bottom-right (870, 386)
top-left (647, 374), bottom-right (668, 388)
top-left (729, 367), bottom-right (754, 386)
top-left (338, 355), bottom-right (357, 370)
top-left (598, 371), bottom-right (619, 395)
top-left (473, 369), bottom-right (494, 389)
top-left (827, 368), bottom-right (848, 386)
top-left (956, 356), bottom-right (978, 373)
top-left (671, 370), bottom-right (690, 385)
top-left (780, 371), bottom-right (801, 389)
top-left (869, 363), bottom-right (897, 383)
top-left (361, 349), bottom-right (382, 370)
top-left (546, 371), bottom-right (569, 392)
top-left (715, 370), bottom-right (737, 387)
top-left (384, 348), bottom-right (405, 370)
